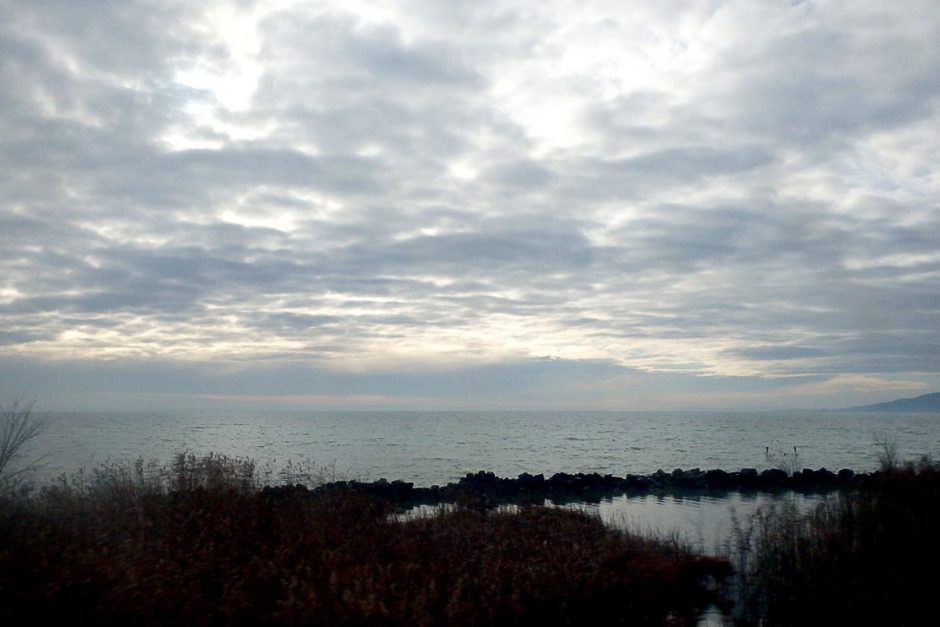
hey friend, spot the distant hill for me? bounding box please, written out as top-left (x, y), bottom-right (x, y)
top-left (846, 392), bottom-right (940, 412)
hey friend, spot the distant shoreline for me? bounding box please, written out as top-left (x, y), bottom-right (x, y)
top-left (841, 391), bottom-right (940, 412)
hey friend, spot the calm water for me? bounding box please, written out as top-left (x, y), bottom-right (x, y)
top-left (33, 409), bottom-right (940, 486)
top-left (405, 490), bottom-right (825, 556)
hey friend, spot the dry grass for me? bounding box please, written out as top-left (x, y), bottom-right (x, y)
top-left (0, 453), bottom-right (731, 626)
top-left (730, 458), bottom-right (940, 626)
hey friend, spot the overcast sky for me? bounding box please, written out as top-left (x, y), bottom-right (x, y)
top-left (2, 0), bottom-right (939, 411)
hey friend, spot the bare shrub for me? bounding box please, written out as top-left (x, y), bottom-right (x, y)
top-left (0, 399), bottom-right (44, 484)
top-left (873, 432), bottom-right (899, 470)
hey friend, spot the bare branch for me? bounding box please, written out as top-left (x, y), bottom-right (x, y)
top-left (0, 399), bottom-right (45, 481)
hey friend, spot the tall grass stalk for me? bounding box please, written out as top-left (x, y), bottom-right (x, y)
top-left (730, 459), bottom-right (940, 626)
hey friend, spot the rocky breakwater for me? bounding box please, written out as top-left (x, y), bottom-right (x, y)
top-left (261, 466), bottom-right (870, 507)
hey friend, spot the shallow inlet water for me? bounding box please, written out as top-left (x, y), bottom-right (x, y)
top-left (580, 490), bottom-right (826, 627)
top-left (403, 489), bottom-right (824, 556)
top-left (584, 490), bottom-right (824, 553)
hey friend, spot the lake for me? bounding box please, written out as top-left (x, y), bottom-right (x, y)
top-left (26, 409), bottom-right (937, 560)
top-left (33, 409), bottom-right (939, 486)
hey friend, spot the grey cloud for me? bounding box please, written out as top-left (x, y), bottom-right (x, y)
top-left (694, 9), bottom-right (940, 145)
top-left (0, 353), bottom-right (812, 411)
top-left (259, 313), bottom-right (341, 330)
top-left (603, 203), bottom-right (840, 275)
top-left (558, 146), bottom-right (773, 202)
top-left (0, 214), bottom-right (92, 245)
top-left (612, 147), bottom-right (772, 178)
top-left (480, 159), bottom-right (556, 190)
top-left (259, 11), bottom-right (481, 87)
top-left (2, 1), bottom-right (940, 408)
top-left (343, 227), bottom-right (594, 273)
top-left (731, 346), bottom-right (826, 361)
top-left (141, 147), bottom-right (388, 197)
top-left (250, 10), bottom-right (486, 154)
top-left (2, 1), bottom-right (204, 77)
top-left (0, 2), bottom-right (199, 139)
top-left (343, 27), bottom-right (481, 86)
top-left (6, 185), bottom-right (939, 379)
top-left (0, 331), bottom-right (43, 345)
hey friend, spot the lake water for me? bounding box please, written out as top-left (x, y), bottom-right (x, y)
top-left (32, 409), bottom-right (940, 486)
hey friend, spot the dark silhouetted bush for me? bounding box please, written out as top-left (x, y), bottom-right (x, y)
top-left (731, 459), bottom-right (940, 626)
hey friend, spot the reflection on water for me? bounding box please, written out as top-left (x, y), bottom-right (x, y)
top-left (581, 491), bottom-right (825, 627)
top-left (402, 490), bottom-right (825, 557)
top-left (571, 490), bottom-right (825, 555)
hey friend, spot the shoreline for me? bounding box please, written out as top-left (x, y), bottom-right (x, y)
top-left (5, 452), bottom-right (936, 625)
top-left (264, 465), bottom-right (870, 507)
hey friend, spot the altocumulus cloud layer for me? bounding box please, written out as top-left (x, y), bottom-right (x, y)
top-left (1, 0), bottom-right (939, 410)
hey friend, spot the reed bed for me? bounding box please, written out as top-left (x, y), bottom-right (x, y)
top-left (0, 453), bottom-right (730, 626)
top-left (730, 458), bottom-right (940, 626)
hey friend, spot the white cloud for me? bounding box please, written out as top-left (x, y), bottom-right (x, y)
top-left (1, 0), bottom-right (939, 407)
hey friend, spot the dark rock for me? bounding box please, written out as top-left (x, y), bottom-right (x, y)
top-left (674, 468), bottom-right (706, 489)
top-left (625, 475), bottom-right (652, 490)
top-left (703, 469), bottom-right (732, 488)
top-left (548, 472), bottom-right (576, 487)
top-left (260, 463), bottom-right (872, 510)
top-left (738, 468), bottom-right (759, 487)
top-left (796, 468), bottom-right (817, 482)
top-left (816, 468), bottom-right (836, 483)
top-left (517, 472), bottom-right (545, 485)
top-left (759, 468), bottom-right (789, 487)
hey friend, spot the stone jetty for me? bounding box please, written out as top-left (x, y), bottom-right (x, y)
top-left (262, 466), bottom-right (871, 507)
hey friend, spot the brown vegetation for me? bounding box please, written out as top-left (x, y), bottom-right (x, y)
top-left (731, 457), bottom-right (940, 626)
top-left (0, 453), bottom-right (731, 626)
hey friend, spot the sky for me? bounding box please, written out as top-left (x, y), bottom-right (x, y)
top-left (1, 0), bottom-right (939, 412)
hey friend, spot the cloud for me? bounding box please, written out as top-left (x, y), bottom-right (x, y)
top-left (1, 0), bottom-right (939, 408)
top-left (0, 353), bottom-right (840, 411)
